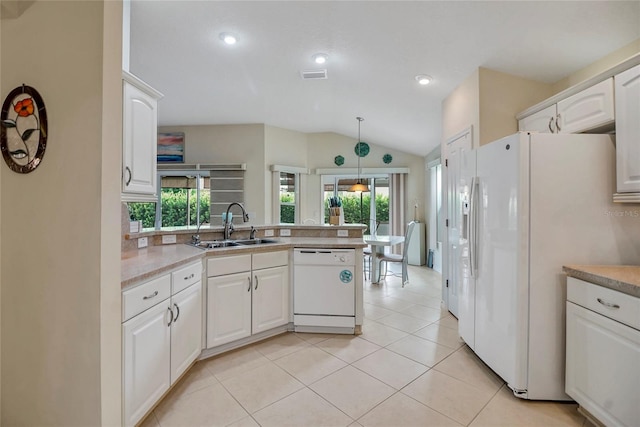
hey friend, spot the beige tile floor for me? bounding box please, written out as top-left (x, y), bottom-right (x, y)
top-left (141, 265), bottom-right (590, 427)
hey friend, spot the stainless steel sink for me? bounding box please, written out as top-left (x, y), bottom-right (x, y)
top-left (233, 238), bottom-right (279, 246)
top-left (187, 238), bottom-right (279, 249)
top-left (189, 240), bottom-right (240, 249)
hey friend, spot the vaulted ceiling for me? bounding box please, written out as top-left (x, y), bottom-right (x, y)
top-left (129, 1), bottom-right (640, 156)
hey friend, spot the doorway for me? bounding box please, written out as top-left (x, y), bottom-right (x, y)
top-left (444, 128), bottom-right (474, 317)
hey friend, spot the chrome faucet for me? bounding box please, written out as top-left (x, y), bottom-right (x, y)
top-left (250, 226), bottom-right (257, 240)
top-left (191, 215), bottom-right (207, 245)
top-left (224, 202), bottom-right (250, 241)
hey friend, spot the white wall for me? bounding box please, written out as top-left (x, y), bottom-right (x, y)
top-left (159, 124), bottom-right (267, 223)
top-left (1, 1), bottom-right (121, 425)
top-left (306, 132), bottom-right (425, 226)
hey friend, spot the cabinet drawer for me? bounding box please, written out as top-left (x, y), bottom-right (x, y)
top-left (253, 250), bottom-right (289, 270)
top-left (207, 254), bottom-right (251, 277)
top-left (122, 274), bottom-right (171, 322)
top-left (172, 261), bottom-right (202, 294)
top-left (567, 277), bottom-right (640, 330)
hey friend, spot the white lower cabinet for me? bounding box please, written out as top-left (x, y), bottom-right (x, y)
top-left (122, 262), bottom-right (202, 427)
top-left (122, 300), bottom-right (171, 427)
top-left (207, 251), bottom-right (289, 348)
top-left (566, 278), bottom-right (640, 427)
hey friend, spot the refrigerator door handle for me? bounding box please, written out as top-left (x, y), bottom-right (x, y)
top-left (469, 176), bottom-right (477, 278)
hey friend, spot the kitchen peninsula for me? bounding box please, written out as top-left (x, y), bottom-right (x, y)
top-left (121, 223), bottom-right (367, 426)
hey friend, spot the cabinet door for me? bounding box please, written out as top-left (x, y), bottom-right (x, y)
top-left (207, 272), bottom-right (252, 348)
top-left (123, 301), bottom-right (171, 427)
top-left (518, 104), bottom-right (556, 133)
top-left (615, 64), bottom-right (640, 193)
top-left (557, 78), bottom-right (614, 133)
top-left (566, 302), bottom-right (640, 427)
top-left (252, 266), bottom-right (290, 334)
top-left (122, 80), bottom-right (158, 198)
top-left (170, 282), bottom-right (202, 384)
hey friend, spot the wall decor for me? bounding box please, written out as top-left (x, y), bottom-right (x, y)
top-left (157, 132), bottom-right (185, 163)
top-left (383, 153), bottom-right (393, 164)
top-left (1, 85), bottom-right (48, 173)
top-left (354, 141), bottom-right (369, 157)
top-left (334, 155), bottom-right (345, 166)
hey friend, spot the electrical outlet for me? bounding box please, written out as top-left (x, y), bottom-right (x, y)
top-left (137, 237), bottom-right (148, 248)
top-left (264, 229), bottom-right (275, 237)
top-left (337, 229), bottom-right (349, 237)
top-left (280, 228), bottom-right (291, 237)
top-left (162, 234), bottom-right (176, 244)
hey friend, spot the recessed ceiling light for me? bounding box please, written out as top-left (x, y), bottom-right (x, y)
top-left (415, 74), bottom-right (432, 85)
top-left (312, 53), bottom-right (328, 64)
top-left (220, 32), bottom-right (237, 45)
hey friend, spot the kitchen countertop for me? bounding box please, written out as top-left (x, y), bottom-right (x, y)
top-left (122, 237), bottom-right (367, 289)
top-left (563, 265), bottom-right (640, 298)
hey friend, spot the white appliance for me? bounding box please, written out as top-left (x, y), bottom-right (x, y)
top-left (293, 249), bottom-right (355, 334)
top-left (459, 132), bottom-right (632, 400)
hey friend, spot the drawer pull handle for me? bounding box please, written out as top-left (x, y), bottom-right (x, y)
top-left (167, 307), bottom-right (174, 327)
top-left (173, 303), bottom-right (180, 322)
top-left (184, 273), bottom-right (195, 280)
top-left (143, 291), bottom-right (158, 300)
top-left (597, 298), bottom-right (620, 309)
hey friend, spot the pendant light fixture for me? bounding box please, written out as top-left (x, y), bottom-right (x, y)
top-left (349, 116), bottom-right (369, 192)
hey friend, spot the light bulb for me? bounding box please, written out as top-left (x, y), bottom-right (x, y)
top-left (415, 74), bottom-right (432, 85)
top-left (220, 33), bottom-right (237, 45)
top-left (312, 53), bottom-right (328, 64)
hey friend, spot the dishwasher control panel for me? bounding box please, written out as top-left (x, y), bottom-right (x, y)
top-left (294, 249), bottom-right (355, 266)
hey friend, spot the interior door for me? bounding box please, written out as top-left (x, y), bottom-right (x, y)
top-left (445, 129), bottom-right (474, 318)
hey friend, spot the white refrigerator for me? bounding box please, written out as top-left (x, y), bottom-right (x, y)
top-left (458, 132), bottom-right (639, 400)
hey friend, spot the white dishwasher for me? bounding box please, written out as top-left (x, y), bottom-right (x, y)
top-left (293, 248), bottom-right (356, 334)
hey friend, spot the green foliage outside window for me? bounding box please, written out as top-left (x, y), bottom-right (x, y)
top-left (280, 192), bottom-right (295, 223)
top-left (323, 194), bottom-right (389, 228)
top-left (128, 189), bottom-right (210, 229)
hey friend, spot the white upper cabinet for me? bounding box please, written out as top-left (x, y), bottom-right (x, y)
top-left (614, 64), bottom-right (640, 198)
top-left (519, 79), bottom-right (614, 134)
top-left (518, 104), bottom-right (557, 133)
top-left (556, 78), bottom-right (614, 134)
top-left (122, 71), bottom-right (163, 202)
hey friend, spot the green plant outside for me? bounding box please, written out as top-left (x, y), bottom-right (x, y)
top-left (128, 189), bottom-right (210, 228)
top-left (323, 194), bottom-right (389, 229)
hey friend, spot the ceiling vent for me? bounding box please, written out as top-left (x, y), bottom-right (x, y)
top-left (301, 69), bottom-right (328, 80)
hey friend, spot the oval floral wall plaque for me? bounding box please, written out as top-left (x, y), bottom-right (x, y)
top-left (1, 85), bottom-right (48, 173)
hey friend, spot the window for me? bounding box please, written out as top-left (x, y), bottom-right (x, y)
top-left (270, 165), bottom-right (306, 224)
top-left (129, 165), bottom-right (246, 230)
top-left (279, 172), bottom-right (297, 224)
top-left (322, 175), bottom-right (390, 233)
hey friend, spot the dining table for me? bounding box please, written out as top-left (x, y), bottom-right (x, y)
top-left (363, 234), bottom-right (405, 284)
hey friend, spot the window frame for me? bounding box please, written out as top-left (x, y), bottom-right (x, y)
top-left (270, 165), bottom-right (308, 224)
top-left (154, 169), bottom-right (210, 230)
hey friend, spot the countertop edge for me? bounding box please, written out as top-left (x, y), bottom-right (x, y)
top-left (563, 265), bottom-right (640, 298)
top-left (122, 238), bottom-right (367, 289)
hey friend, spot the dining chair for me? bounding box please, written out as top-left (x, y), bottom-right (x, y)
top-left (363, 246), bottom-right (372, 279)
top-left (377, 221), bottom-right (417, 287)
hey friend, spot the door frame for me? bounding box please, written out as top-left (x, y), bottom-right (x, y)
top-left (442, 126), bottom-right (473, 316)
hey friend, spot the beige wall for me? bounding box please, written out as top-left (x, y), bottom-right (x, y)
top-left (478, 68), bottom-right (553, 146)
top-left (264, 125), bottom-right (308, 223)
top-left (1, 1), bottom-right (121, 425)
top-left (101, 1), bottom-right (124, 425)
top-left (159, 124), bottom-right (268, 223)
top-left (552, 38), bottom-right (640, 93)
top-left (441, 69), bottom-right (480, 146)
top-left (306, 132), bottom-right (426, 226)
